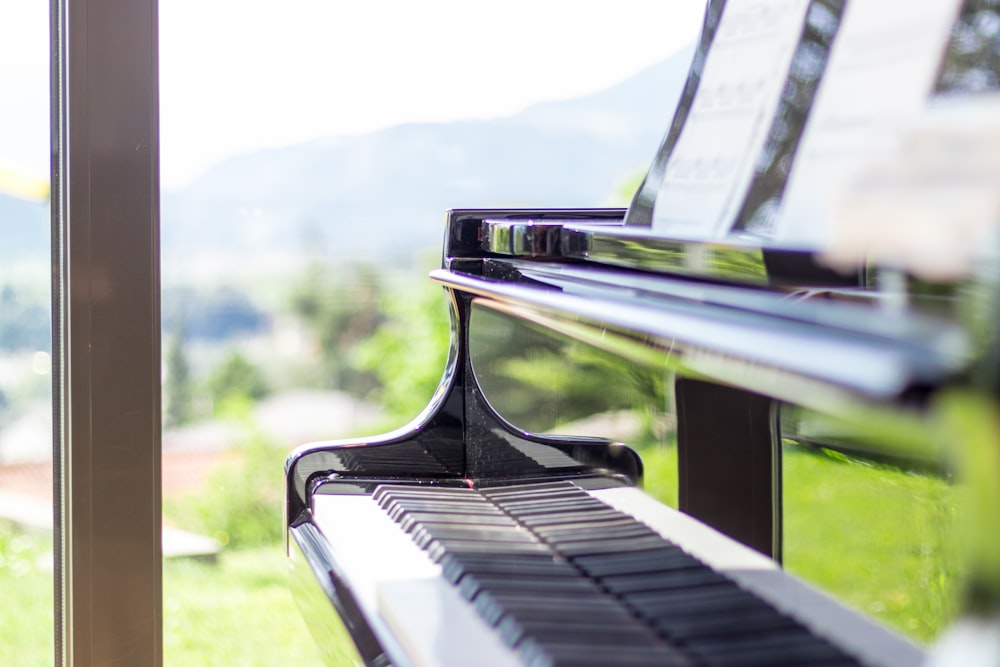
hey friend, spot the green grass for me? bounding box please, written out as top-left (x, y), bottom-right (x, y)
top-left (0, 525), bottom-right (52, 666)
top-left (635, 441), bottom-right (964, 645)
top-left (164, 547), bottom-right (324, 665)
top-left (0, 526), bottom-right (325, 666)
top-left (781, 443), bottom-right (962, 643)
top-left (637, 444), bottom-right (678, 509)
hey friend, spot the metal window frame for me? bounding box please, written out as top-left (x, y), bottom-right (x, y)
top-left (51, 0), bottom-right (162, 663)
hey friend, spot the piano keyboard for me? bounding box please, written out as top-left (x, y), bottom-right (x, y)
top-left (311, 481), bottom-right (922, 667)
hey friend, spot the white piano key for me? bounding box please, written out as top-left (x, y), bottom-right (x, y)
top-left (312, 493), bottom-right (524, 667)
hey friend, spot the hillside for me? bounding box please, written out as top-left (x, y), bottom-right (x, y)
top-left (0, 46), bottom-right (694, 271)
top-left (161, 47), bottom-right (693, 270)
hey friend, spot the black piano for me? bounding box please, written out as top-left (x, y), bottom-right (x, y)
top-left (285, 1), bottom-right (1000, 665)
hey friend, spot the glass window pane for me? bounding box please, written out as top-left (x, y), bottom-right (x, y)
top-left (159, 1), bottom-right (701, 661)
top-left (0, 0), bottom-right (53, 663)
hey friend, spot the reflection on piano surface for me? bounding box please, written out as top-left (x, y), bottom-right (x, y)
top-left (285, 0), bottom-right (1000, 665)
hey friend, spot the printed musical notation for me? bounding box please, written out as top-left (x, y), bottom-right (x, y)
top-left (651, 0), bottom-right (811, 239)
top-left (773, 0), bottom-right (964, 247)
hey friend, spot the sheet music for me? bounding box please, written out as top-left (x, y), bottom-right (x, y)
top-left (823, 93), bottom-right (1000, 280)
top-left (651, 0), bottom-right (810, 239)
top-left (771, 0), bottom-right (964, 246)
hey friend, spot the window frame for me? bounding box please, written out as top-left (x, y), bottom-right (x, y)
top-left (51, 0), bottom-right (162, 663)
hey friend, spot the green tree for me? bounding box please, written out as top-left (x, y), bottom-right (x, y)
top-left (207, 351), bottom-right (269, 415)
top-left (290, 259), bottom-right (383, 394)
top-left (354, 279), bottom-right (451, 421)
top-left (164, 319), bottom-right (193, 427)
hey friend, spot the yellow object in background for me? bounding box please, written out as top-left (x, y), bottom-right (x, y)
top-left (0, 165), bottom-right (49, 202)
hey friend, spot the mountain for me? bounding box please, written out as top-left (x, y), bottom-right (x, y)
top-left (0, 47), bottom-right (694, 273)
top-left (161, 46), bottom-right (694, 272)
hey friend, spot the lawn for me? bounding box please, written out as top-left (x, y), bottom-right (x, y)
top-left (0, 525), bottom-right (52, 665)
top-left (634, 440), bottom-right (964, 645)
top-left (0, 438), bottom-right (965, 662)
top-left (164, 547), bottom-right (324, 665)
top-left (0, 525), bottom-right (324, 666)
top-left (781, 443), bottom-right (963, 643)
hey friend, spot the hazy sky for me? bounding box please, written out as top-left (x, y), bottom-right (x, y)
top-left (1, 1), bottom-right (704, 190)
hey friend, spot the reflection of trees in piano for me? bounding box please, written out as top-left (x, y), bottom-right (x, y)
top-left (467, 305), bottom-right (679, 504)
top-left (732, 0), bottom-right (843, 237)
top-left (470, 306), bottom-right (669, 441)
top-left (936, 0), bottom-right (1000, 95)
top-left (783, 441), bottom-right (963, 644)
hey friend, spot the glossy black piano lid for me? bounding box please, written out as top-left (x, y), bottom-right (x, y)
top-left (935, 0), bottom-right (1000, 95)
top-left (730, 0), bottom-right (844, 237)
top-left (624, 0), bottom-right (726, 227)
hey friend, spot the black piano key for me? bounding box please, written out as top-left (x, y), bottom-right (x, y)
top-left (375, 485), bottom-right (491, 501)
top-left (375, 481), bottom-right (865, 667)
top-left (533, 523), bottom-right (658, 542)
top-left (398, 512), bottom-right (517, 534)
top-left (382, 497), bottom-right (500, 513)
top-left (689, 628), bottom-right (838, 653)
top-left (550, 535), bottom-right (674, 557)
top-left (478, 482), bottom-right (580, 497)
top-left (427, 538), bottom-right (551, 559)
top-left (508, 622), bottom-right (666, 649)
top-left (686, 634), bottom-right (852, 667)
top-left (383, 498), bottom-right (498, 511)
top-left (440, 553), bottom-right (576, 583)
top-left (457, 571), bottom-right (600, 601)
top-left (600, 568), bottom-right (731, 595)
top-left (488, 492), bottom-right (603, 506)
top-left (518, 640), bottom-right (692, 667)
top-left (473, 589), bottom-right (630, 626)
top-left (624, 586), bottom-right (773, 618)
top-left (572, 547), bottom-right (702, 577)
top-left (505, 507), bottom-right (613, 522)
top-left (530, 514), bottom-right (652, 530)
top-left (410, 524), bottom-right (538, 546)
top-left (373, 484), bottom-right (477, 496)
top-left (491, 495), bottom-right (599, 509)
top-left (654, 610), bottom-right (803, 641)
top-left (378, 492), bottom-right (495, 507)
top-left (385, 503), bottom-right (504, 523)
top-left (518, 509), bottom-right (643, 528)
top-left (485, 490), bottom-right (589, 503)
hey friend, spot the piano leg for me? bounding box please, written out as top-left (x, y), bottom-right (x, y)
top-left (675, 379), bottom-right (778, 559)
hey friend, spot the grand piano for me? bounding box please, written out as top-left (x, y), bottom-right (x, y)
top-left (285, 1), bottom-right (1000, 665)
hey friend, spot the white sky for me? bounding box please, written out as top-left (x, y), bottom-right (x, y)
top-left (1, 0), bottom-right (705, 191)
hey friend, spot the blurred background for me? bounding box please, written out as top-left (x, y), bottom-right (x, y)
top-left (0, 1), bottom-right (703, 663)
